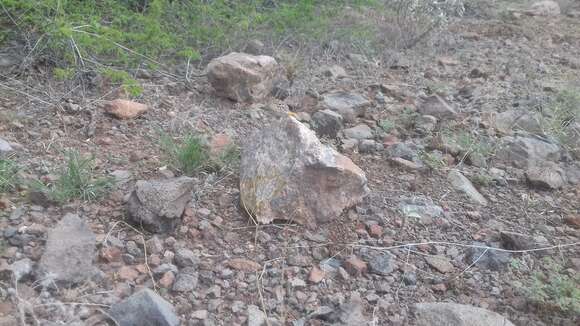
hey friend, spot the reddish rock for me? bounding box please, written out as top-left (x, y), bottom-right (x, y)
top-left (344, 256), bottom-right (367, 276)
top-left (432, 283), bottom-right (447, 293)
top-left (226, 258), bottom-right (262, 272)
top-left (368, 224), bottom-right (383, 238)
top-left (207, 52), bottom-right (285, 102)
top-left (425, 256), bottom-right (454, 273)
top-left (105, 99), bottom-right (149, 119)
top-left (308, 266), bottom-right (326, 283)
top-left (101, 247), bottom-right (122, 263)
top-left (118, 266), bottom-right (139, 281)
top-left (159, 271), bottom-right (175, 288)
top-left (209, 133), bottom-right (232, 157)
top-left (564, 215), bottom-right (580, 229)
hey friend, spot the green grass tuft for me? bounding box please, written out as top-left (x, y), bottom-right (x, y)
top-left (160, 133), bottom-right (239, 175)
top-left (40, 151), bottom-right (114, 202)
top-left (0, 158), bottom-right (19, 193)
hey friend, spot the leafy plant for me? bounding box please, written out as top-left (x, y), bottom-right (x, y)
top-left (398, 107), bottom-right (420, 130)
top-left (419, 150), bottom-right (445, 170)
top-left (100, 68), bottom-right (143, 97)
top-left (53, 67), bottom-right (76, 80)
top-left (39, 151), bottom-right (113, 202)
top-left (523, 257), bottom-right (580, 315)
top-left (0, 158), bottom-right (19, 193)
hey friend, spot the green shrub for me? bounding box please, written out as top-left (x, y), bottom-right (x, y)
top-left (523, 257), bottom-right (580, 316)
top-left (0, 158), bottom-right (19, 193)
top-left (39, 151), bottom-right (114, 202)
top-left (100, 68), bottom-right (143, 97)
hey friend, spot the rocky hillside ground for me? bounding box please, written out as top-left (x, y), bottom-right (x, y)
top-left (0, 1), bottom-right (579, 325)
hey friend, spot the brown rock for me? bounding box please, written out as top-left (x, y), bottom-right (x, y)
top-left (368, 224), bottom-right (383, 238)
top-left (425, 256), bottom-right (454, 273)
top-left (308, 266), bottom-right (326, 283)
top-left (118, 266), bottom-right (139, 281)
top-left (240, 117), bottom-right (368, 227)
top-left (207, 52), bottom-right (285, 102)
top-left (101, 247), bottom-right (122, 263)
top-left (564, 215), bottom-right (580, 229)
top-left (209, 133), bottom-right (232, 157)
top-left (418, 95), bottom-right (457, 119)
top-left (226, 258), bottom-right (262, 272)
top-left (105, 99), bottom-right (149, 119)
top-left (344, 256), bottom-right (367, 276)
top-left (159, 271), bottom-right (175, 288)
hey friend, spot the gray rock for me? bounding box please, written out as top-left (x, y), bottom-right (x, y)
top-left (525, 163), bottom-right (566, 189)
top-left (398, 197), bottom-right (444, 221)
top-left (244, 39), bottom-right (265, 55)
top-left (312, 109), bottom-right (344, 138)
top-left (38, 214), bottom-right (96, 286)
top-left (248, 305), bottom-right (267, 326)
top-left (415, 302), bottom-right (515, 326)
top-left (110, 170), bottom-right (131, 184)
top-left (447, 170), bottom-right (488, 206)
top-left (321, 65), bottom-right (347, 79)
top-left (342, 124), bottom-right (373, 140)
top-left (500, 231), bottom-right (537, 250)
top-left (0, 137), bottom-right (13, 156)
top-left (239, 116), bottom-right (369, 227)
top-left (320, 91), bottom-right (371, 122)
top-left (207, 52), bottom-right (285, 102)
top-left (466, 242), bottom-right (510, 271)
top-left (493, 109), bottom-right (543, 135)
top-left (9, 258), bottom-right (33, 281)
top-left (418, 95), bottom-right (457, 119)
top-left (0, 54), bottom-right (19, 68)
top-left (109, 288), bottom-right (179, 326)
top-left (367, 253), bottom-right (394, 276)
top-left (127, 177), bottom-right (195, 233)
top-left (309, 294), bottom-right (369, 325)
top-left (386, 142), bottom-right (421, 162)
top-left (496, 136), bottom-right (560, 169)
top-left (174, 248), bottom-right (200, 268)
top-left (172, 271), bottom-right (198, 292)
top-left (359, 140), bottom-right (382, 153)
top-left (527, 1), bottom-right (560, 16)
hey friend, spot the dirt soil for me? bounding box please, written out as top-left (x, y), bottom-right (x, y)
top-left (0, 3), bottom-right (579, 326)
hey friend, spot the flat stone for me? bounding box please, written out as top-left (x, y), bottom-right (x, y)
top-left (496, 136), bottom-right (560, 169)
top-left (447, 170), bottom-right (488, 206)
top-left (320, 91), bottom-right (371, 122)
top-left (525, 163), bottom-right (566, 189)
top-left (342, 124), bottom-right (373, 140)
top-left (172, 271), bottom-right (198, 292)
top-left (248, 305), bottom-right (267, 326)
top-left (312, 109), bottom-right (343, 138)
top-left (466, 242), bottom-right (510, 271)
top-left (127, 177), bottom-right (195, 233)
top-left (0, 137), bottom-right (13, 156)
top-left (415, 303), bottom-right (515, 326)
top-left (424, 256), bottom-right (454, 273)
top-left (418, 95), bottom-right (457, 118)
top-left (109, 288), bottom-right (179, 326)
top-left (367, 253), bottom-right (394, 276)
top-left (38, 214), bottom-right (96, 286)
